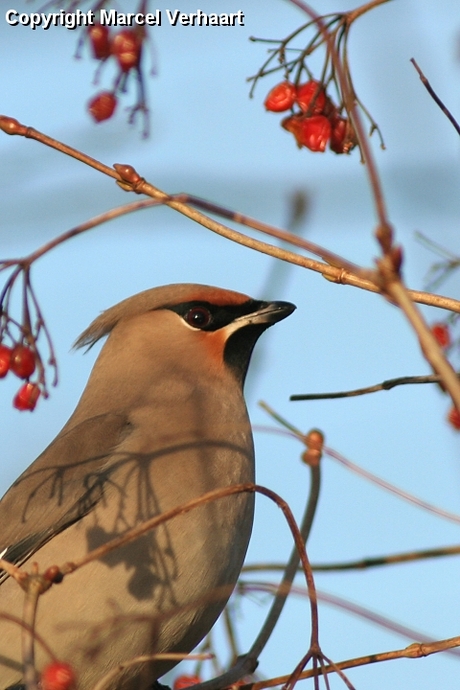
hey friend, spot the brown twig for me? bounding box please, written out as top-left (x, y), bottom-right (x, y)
top-left (21, 565), bottom-right (42, 690)
top-left (285, 2), bottom-right (460, 420)
top-left (0, 557), bottom-right (26, 583)
top-left (258, 403), bottom-right (460, 524)
top-left (223, 605), bottom-right (240, 664)
top-left (0, 612), bottom-right (55, 665)
top-left (243, 543), bottom-right (460, 574)
top-left (3, 483), bottom-right (312, 690)
top-left (91, 653), bottom-right (212, 690)
top-left (238, 580), bottom-right (460, 659)
top-left (0, 116), bottom-right (118, 180)
top-left (58, 484), bottom-right (303, 576)
top-left (410, 58), bottom-right (460, 136)
top-left (247, 435), bottom-right (322, 662)
top-left (1, 116), bottom-right (459, 314)
top-left (237, 635), bottom-right (460, 690)
top-left (55, 479), bottom-right (316, 689)
top-left (326, 442), bottom-right (460, 522)
top-left (346, 0), bottom-right (392, 22)
top-left (290, 372), bottom-right (450, 400)
top-left (386, 281), bottom-right (460, 411)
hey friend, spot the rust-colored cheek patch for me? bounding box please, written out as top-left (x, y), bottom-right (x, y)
top-left (199, 329), bottom-right (227, 368)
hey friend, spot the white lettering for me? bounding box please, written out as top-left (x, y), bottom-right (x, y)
top-left (166, 9), bottom-right (180, 26)
top-left (100, 9), bottom-right (117, 25)
top-left (42, 13), bottom-right (54, 30)
top-left (5, 10), bottom-right (19, 26)
top-left (28, 13), bottom-right (41, 29)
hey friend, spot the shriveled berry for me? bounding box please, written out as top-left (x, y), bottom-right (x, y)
top-left (13, 382), bottom-right (41, 411)
top-left (296, 81), bottom-right (326, 115)
top-left (448, 406), bottom-right (460, 431)
top-left (264, 82), bottom-right (297, 112)
top-left (329, 114), bottom-right (357, 154)
top-left (283, 114), bottom-right (331, 152)
top-left (0, 344), bottom-right (12, 378)
top-left (173, 675), bottom-right (202, 690)
top-left (431, 323), bottom-right (451, 349)
top-left (88, 92), bottom-right (117, 122)
top-left (112, 29), bottom-right (142, 72)
top-left (10, 344), bottom-right (36, 379)
top-left (88, 24), bottom-right (111, 60)
top-left (41, 661), bottom-right (76, 690)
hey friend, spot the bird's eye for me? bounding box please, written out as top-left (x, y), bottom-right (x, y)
top-left (185, 307), bottom-right (212, 329)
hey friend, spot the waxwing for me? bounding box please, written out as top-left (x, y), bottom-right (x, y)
top-left (0, 283), bottom-right (295, 690)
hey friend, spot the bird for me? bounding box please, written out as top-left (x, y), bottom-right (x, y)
top-left (0, 283), bottom-right (295, 690)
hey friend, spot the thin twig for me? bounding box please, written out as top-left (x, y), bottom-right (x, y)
top-left (238, 635), bottom-right (460, 690)
top-left (410, 58), bottom-right (460, 136)
top-left (91, 653), bottom-right (212, 690)
top-left (243, 543), bottom-right (460, 573)
top-left (285, 3), bottom-right (460, 415)
top-left (1, 116), bottom-right (460, 314)
top-left (0, 612), bottom-right (55, 663)
top-left (290, 372), bottom-right (448, 400)
top-left (326, 444), bottom-right (460, 524)
top-left (223, 606), bottom-right (240, 664)
top-left (238, 580), bottom-right (460, 659)
top-left (258, 403), bottom-right (460, 525)
top-left (21, 568), bottom-right (42, 690)
top-left (192, 459), bottom-right (322, 690)
top-left (385, 281), bottom-right (460, 412)
top-left (249, 457), bottom-right (321, 657)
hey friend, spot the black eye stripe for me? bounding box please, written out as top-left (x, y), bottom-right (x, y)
top-left (167, 299), bottom-right (264, 332)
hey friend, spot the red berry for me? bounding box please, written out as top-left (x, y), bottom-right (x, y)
top-left (10, 344), bottom-right (36, 379)
top-left (322, 95), bottom-right (338, 118)
top-left (329, 116), bottom-right (347, 153)
top-left (0, 344), bottom-right (12, 378)
top-left (282, 114), bottom-right (331, 152)
top-left (112, 29), bottom-right (142, 72)
top-left (13, 382), bottom-right (41, 411)
top-left (88, 92), bottom-right (117, 122)
top-left (329, 114), bottom-right (357, 154)
top-left (264, 82), bottom-right (297, 112)
top-left (448, 406), bottom-right (460, 431)
top-left (88, 24), bottom-right (111, 60)
top-left (41, 661), bottom-right (76, 690)
top-left (173, 675), bottom-right (202, 690)
top-left (431, 323), bottom-right (451, 349)
top-left (296, 81), bottom-right (326, 115)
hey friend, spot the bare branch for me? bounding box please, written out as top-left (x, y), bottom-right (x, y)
top-left (290, 372), bottom-right (448, 400)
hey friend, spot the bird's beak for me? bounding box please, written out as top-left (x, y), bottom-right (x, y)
top-left (235, 300), bottom-right (296, 328)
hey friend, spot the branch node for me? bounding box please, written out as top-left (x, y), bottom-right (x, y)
top-left (0, 115), bottom-right (27, 136)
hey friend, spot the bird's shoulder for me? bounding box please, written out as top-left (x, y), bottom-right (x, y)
top-left (0, 412), bottom-right (131, 572)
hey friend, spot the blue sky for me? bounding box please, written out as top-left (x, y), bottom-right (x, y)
top-left (1, 1), bottom-right (460, 688)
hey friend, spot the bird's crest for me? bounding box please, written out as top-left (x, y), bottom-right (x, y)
top-left (74, 283), bottom-right (250, 349)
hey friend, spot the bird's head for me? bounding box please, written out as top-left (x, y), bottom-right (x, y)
top-left (75, 284), bottom-right (295, 387)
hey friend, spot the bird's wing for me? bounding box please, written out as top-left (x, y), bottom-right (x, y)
top-left (0, 412), bottom-right (130, 579)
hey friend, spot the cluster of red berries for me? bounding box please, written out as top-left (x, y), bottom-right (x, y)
top-left (87, 25), bottom-right (143, 123)
top-left (41, 661), bottom-right (76, 690)
top-left (264, 80), bottom-right (357, 154)
top-left (0, 343), bottom-right (40, 411)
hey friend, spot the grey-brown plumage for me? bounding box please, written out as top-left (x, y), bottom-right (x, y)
top-left (0, 284), bottom-right (294, 690)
